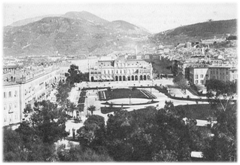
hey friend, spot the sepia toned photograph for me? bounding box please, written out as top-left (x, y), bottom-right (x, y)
top-left (2, 0), bottom-right (237, 162)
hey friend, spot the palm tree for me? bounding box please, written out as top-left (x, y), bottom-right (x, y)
top-left (88, 105), bottom-right (96, 115)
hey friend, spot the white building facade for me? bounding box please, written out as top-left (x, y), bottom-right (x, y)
top-left (89, 59), bottom-right (153, 82)
top-left (187, 65), bottom-right (237, 85)
top-left (3, 66), bottom-right (67, 126)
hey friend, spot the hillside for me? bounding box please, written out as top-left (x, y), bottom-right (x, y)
top-left (62, 11), bottom-right (109, 25)
top-left (4, 12), bottom-right (150, 56)
top-left (151, 19), bottom-right (237, 45)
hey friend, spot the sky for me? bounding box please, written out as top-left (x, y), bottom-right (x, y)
top-left (2, 0), bottom-right (238, 33)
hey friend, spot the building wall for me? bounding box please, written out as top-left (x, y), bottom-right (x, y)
top-left (3, 84), bottom-right (21, 126)
top-left (189, 68), bottom-right (209, 85)
top-left (187, 66), bottom-right (234, 85)
top-left (89, 59), bottom-right (153, 81)
top-left (3, 67), bottom-right (65, 126)
top-left (209, 67), bottom-right (230, 82)
top-left (229, 69), bottom-right (237, 82)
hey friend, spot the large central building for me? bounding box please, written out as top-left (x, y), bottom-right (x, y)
top-left (89, 58), bottom-right (153, 82)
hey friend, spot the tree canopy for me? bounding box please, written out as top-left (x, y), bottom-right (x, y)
top-left (77, 102), bottom-right (208, 161)
top-left (205, 79), bottom-right (237, 97)
top-left (65, 64), bottom-right (89, 85)
top-left (202, 102), bottom-right (237, 161)
top-left (56, 144), bottom-right (113, 161)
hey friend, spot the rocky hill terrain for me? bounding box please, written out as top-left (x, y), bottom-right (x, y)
top-left (4, 11), bottom-right (151, 56)
top-left (151, 19), bottom-right (237, 45)
top-left (4, 12), bottom-right (236, 56)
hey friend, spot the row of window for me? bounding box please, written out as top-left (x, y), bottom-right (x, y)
top-left (210, 70), bottom-right (229, 75)
top-left (4, 91), bottom-right (18, 98)
top-left (195, 74), bottom-right (205, 79)
top-left (4, 113), bottom-right (19, 123)
top-left (195, 80), bottom-right (204, 84)
top-left (100, 69), bottom-right (150, 74)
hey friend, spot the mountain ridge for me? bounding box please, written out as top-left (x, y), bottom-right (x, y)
top-left (4, 13), bottom-right (151, 56)
top-left (151, 19), bottom-right (237, 45)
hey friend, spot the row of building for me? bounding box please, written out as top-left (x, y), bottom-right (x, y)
top-left (3, 61), bottom-right (70, 126)
top-left (184, 64), bottom-right (237, 86)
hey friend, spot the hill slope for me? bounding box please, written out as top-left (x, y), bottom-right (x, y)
top-left (62, 11), bottom-right (109, 25)
top-left (4, 13), bottom-right (150, 56)
top-left (151, 19), bottom-right (237, 45)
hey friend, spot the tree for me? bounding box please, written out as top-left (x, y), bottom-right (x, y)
top-left (77, 115), bottom-right (106, 153)
top-left (69, 102), bottom-right (76, 117)
top-left (4, 124), bottom-right (57, 162)
top-left (24, 104), bottom-right (33, 114)
top-left (152, 150), bottom-right (178, 161)
top-left (88, 105), bottom-right (96, 115)
top-left (171, 60), bottom-right (179, 77)
top-left (56, 81), bottom-right (71, 105)
top-left (103, 103), bottom-right (203, 161)
top-left (203, 78), bottom-right (237, 161)
top-left (29, 100), bottom-right (69, 144)
top-left (65, 64), bottom-right (89, 85)
top-left (173, 72), bottom-right (188, 91)
top-left (202, 103), bottom-right (236, 161)
top-left (66, 64), bottom-right (80, 85)
top-left (3, 128), bottom-right (26, 161)
top-left (4, 100), bottom-right (69, 161)
top-left (56, 144), bottom-right (112, 161)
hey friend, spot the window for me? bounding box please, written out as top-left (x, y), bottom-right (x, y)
top-left (9, 91), bottom-right (11, 98)
top-left (195, 75), bottom-right (198, 79)
top-left (201, 80), bottom-right (204, 84)
top-left (4, 92), bottom-right (6, 98)
top-left (200, 74), bottom-right (203, 78)
top-left (15, 91), bottom-right (17, 97)
top-left (195, 80), bottom-right (198, 84)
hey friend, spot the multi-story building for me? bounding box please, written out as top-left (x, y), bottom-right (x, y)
top-left (229, 68), bottom-right (237, 82)
top-left (89, 58), bottom-right (153, 82)
top-left (208, 66), bottom-right (231, 82)
top-left (3, 64), bottom-right (68, 126)
top-left (188, 66), bottom-right (209, 85)
top-left (3, 84), bottom-right (22, 126)
top-left (186, 65), bottom-right (236, 86)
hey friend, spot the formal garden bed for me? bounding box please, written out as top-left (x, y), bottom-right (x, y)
top-left (78, 91), bottom-right (86, 103)
top-left (99, 88), bottom-right (157, 101)
top-left (100, 107), bottom-right (126, 114)
top-left (101, 99), bottom-right (159, 106)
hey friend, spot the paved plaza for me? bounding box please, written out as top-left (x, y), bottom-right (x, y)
top-left (65, 78), bottom-right (211, 136)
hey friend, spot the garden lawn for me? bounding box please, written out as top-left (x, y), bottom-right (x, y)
top-left (101, 107), bottom-right (124, 114)
top-left (104, 88), bottom-right (148, 100)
